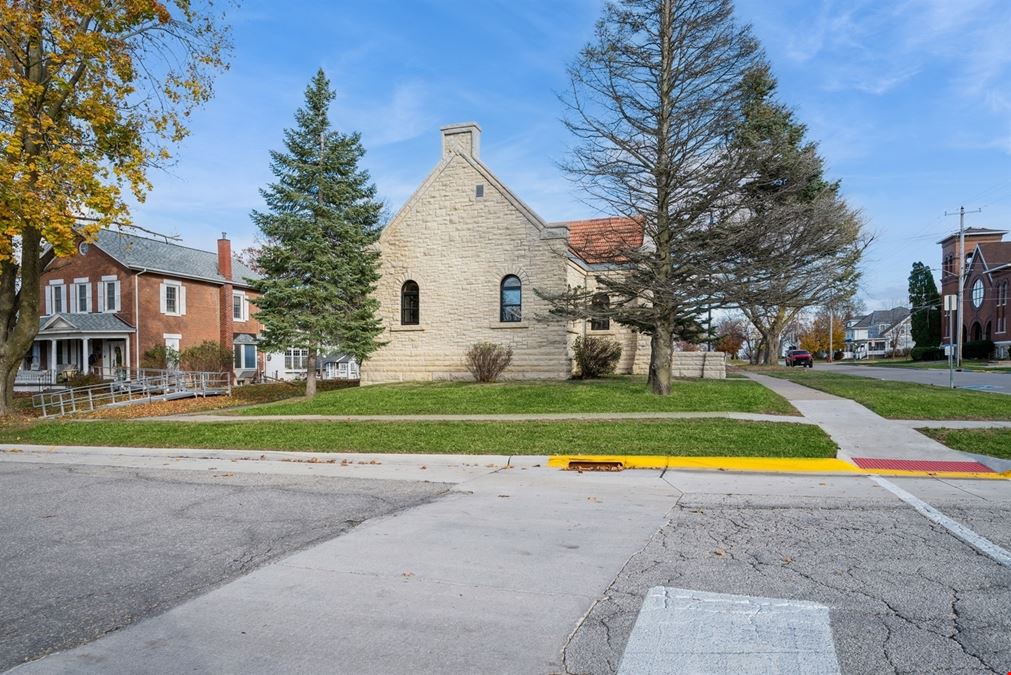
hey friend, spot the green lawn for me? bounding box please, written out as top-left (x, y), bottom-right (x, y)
top-left (919, 428), bottom-right (1011, 460)
top-left (237, 377), bottom-right (797, 416)
top-left (0, 418), bottom-right (835, 457)
top-left (765, 368), bottom-right (1011, 420)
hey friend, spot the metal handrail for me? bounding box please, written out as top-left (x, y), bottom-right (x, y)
top-left (32, 369), bottom-right (232, 418)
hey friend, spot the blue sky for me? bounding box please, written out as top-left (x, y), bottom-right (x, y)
top-left (133, 0), bottom-right (1011, 310)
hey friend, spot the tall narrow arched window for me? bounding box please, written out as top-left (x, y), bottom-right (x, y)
top-left (500, 275), bottom-right (522, 322)
top-left (590, 293), bottom-right (610, 331)
top-left (401, 281), bottom-right (419, 325)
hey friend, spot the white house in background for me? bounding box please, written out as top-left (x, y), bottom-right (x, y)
top-left (262, 348), bottom-right (359, 381)
top-left (845, 307), bottom-right (913, 358)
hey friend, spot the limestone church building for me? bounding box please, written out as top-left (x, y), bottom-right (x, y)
top-left (361, 122), bottom-right (653, 384)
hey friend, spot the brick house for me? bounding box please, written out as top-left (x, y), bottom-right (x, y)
top-left (24, 230), bottom-right (264, 382)
top-left (939, 227), bottom-right (1011, 359)
top-left (361, 122), bottom-right (726, 384)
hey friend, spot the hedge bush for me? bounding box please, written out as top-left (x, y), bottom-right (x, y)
top-left (573, 336), bottom-right (622, 378)
top-left (963, 340), bottom-right (995, 360)
top-left (465, 342), bottom-right (513, 383)
top-left (910, 346), bottom-right (945, 362)
top-left (181, 341), bottom-right (233, 372)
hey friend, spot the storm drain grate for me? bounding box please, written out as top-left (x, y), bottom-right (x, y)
top-left (566, 461), bottom-right (624, 472)
top-left (852, 457), bottom-right (995, 473)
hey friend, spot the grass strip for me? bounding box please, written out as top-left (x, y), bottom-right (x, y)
top-left (0, 419), bottom-right (835, 457)
top-left (918, 428), bottom-right (1011, 460)
top-left (762, 368), bottom-right (1011, 420)
top-left (239, 377), bottom-right (797, 417)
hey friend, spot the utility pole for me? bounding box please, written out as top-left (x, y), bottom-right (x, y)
top-left (828, 308), bottom-right (833, 363)
top-left (945, 206), bottom-right (981, 368)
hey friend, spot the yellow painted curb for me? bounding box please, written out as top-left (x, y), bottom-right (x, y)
top-left (547, 455), bottom-right (1010, 480)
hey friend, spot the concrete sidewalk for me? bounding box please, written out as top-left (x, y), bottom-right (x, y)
top-left (745, 373), bottom-right (973, 462)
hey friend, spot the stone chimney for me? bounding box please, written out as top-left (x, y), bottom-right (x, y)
top-left (217, 232), bottom-right (232, 281)
top-left (441, 122), bottom-right (481, 159)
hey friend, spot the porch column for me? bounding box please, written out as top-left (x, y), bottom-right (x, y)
top-left (49, 339), bottom-right (57, 384)
top-left (125, 334), bottom-right (131, 380)
top-left (82, 337), bottom-right (90, 375)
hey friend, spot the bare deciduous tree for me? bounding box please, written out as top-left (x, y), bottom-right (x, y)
top-left (541, 0), bottom-right (761, 394)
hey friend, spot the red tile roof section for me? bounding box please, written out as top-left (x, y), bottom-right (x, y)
top-left (566, 217), bottom-right (644, 264)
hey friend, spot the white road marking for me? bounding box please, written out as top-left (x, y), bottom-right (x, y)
top-left (618, 588), bottom-right (840, 674)
top-left (870, 476), bottom-right (1011, 568)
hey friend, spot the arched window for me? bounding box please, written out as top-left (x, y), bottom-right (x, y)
top-left (401, 281), bottom-right (419, 325)
top-left (590, 293), bottom-right (610, 331)
top-left (500, 275), bottom-right (522, 322)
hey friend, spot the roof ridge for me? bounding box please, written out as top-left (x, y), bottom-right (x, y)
top-left (98, 229), bottom-right (246, 260)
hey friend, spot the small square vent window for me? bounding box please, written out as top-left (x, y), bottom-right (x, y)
top-left (475, 184), bottom-right (485, 198)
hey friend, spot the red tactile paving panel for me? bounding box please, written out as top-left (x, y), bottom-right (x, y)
top-left (852, 457), bottom-right (996, 473)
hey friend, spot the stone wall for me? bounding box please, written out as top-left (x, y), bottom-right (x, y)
top-left (632, 345), bottom-right (727, 379)
top-left (361, 125), bottom-right (573, 384)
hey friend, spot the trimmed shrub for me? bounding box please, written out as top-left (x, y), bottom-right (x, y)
top-left (141, 345), bottom-right (180, 369)
top-left (963, 340), bottom-right (995, 360)
top-left (64, 372), bottom-right (104, 387)
top-left (573, 336), bottom-right (622, 378)
top-left (910, 346), bottom-right (945, 362)
top-left (465, 342), bottom-right (513, 383)
top-left (181, 341), bottom-right (233, 372)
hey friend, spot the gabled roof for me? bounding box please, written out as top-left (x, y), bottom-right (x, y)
top-left (849, 306), bottom-right (910, 332)
top-left (91, 230), bottom-right (260, 288)
top-left (562, 217), bottom-right (644, 265)
top-left (39, 312), bottom-right (135, 334)
top-left (381, 128), bottom-right (567, 244)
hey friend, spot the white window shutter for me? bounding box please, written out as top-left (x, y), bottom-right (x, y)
top-left (114, 281), bottom-right (121, 312)
top-left (159, 283), bottom-right (167, 314)
top-left (45, 287), bottom-right (52, 315)
top-left (97, 283), bottom-right (105, 312)
top-left (60, 285), bottom-right (67, 314)
top-left (180, 285), bottom-right (187, 315)
top-left (85, 284), bottom-right (92, 313)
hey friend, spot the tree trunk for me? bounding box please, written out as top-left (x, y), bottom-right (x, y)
top-left (0, 231), bottom-right (47, 417)
top-left (0, 359), bottom-right (19, 417)
top-left (305, 349), bottom-right (317, 399)
top-left (648, 324), bottom-right (673, 395)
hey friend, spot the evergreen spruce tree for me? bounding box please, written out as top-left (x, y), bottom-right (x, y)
top-left (251, 70), bottom-right (385, 398)
top-left (908, 262), bottom-right (942, 349)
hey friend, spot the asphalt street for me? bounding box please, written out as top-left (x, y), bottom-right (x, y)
top-left (563, 475), bottom-right (1011, 674)
top-left (0, 462), bottom-right (448, 672)
top-left (826, 363), bottom-right (1011, 394)
top-left (1, 448), bottom-right (1009, 674)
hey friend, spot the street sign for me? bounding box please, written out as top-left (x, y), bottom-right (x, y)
top-left (944, 294), bottom-right (958, 311)
top-left (944, 344), bottom-right (952, 356)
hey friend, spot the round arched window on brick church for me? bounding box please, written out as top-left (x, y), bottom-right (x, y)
top-left (971, 278), bottom-right (984, 309)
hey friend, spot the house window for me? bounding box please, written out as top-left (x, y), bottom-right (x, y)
top-left (233, 344), bottom-right (257, 369)
top-left (285, 348), bottom-right (308, 370)
top-left (48, 282), bottom-right (66, 314)
top-left (401, 280), bottom-right (419, 325)
top-left (74, 282), bottom-right (90, 313)
top-left (233, 292), bottom-right (247, 321)
top-left (590, 293), bottom-right (610, 331)
top-left (476, 184), bottom-right (485, 198)
top-left (160, 281), bottom-right (185, 315)
top-left (971, 278), bottom-right (984, 309)
top-left (101, 278), bottom-right (121, 312)
top-left (500, 275), bottom-right (522, 322)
